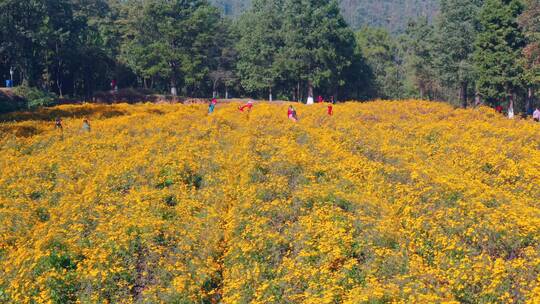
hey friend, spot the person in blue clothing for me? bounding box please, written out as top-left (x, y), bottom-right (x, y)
top-left (208, 98), bottom-right (217, 114)
top-left (82, 118), bottom-right (91, 132)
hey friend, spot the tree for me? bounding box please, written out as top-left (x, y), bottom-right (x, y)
top-left (120, 0), bottom-right (222, 96)
top-left (350, 0), bottom-right (440, 34)
top-left (0, 0), bottom-right (43, 86)
top-left (435, 0), bottom-right (483, 107)
top-left (0, 0), bottom-right (122, 97)
top-left (39, 0), bottom-right (82, 97)
top-left (356, 26), bottom-right (405, 99)
top-left (0, 0), bottom-right (80, 91)
top-left (474, 0), bottom-right (525, 115)
top-left (401, 17), bottom-right (439, 100)
top-left (235, 0), bottom-right (284, 101)
top-left (280, 0), bottom-right (358, 102)
top-left (209, 19), bottom-right (238, 98)
top-left (518, 0), bottom-right (540, 111)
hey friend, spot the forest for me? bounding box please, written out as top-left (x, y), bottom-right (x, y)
top-left (0, 0), bottom-right (539, 112)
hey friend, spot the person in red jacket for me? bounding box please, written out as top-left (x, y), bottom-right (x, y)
top-left (239, 100), bottom-right (254, 112)
top-left (208, 98), bottom-right (217, 114)
top-left (327, 103), bottom-right (333, 116)
top-left (288, 105), bottom-right (298, 122)
top-left (55, 117), bottom-right (63, 130)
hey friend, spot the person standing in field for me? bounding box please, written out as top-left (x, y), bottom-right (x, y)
top-left (239, 100), bottom-right (254, 112)
top-left (317, 95), bottom-right (324, 103)
top-left (327, 102), bottom-right (333, 116)
top-left (55, 117), bottom-right (63, 130)
top-left (533, 107), bottom-right (540, 122)
top-left (82, 118), bottom-right (91, 132)
top-left (55, 117), bottom-right (64, 139)
top-left (111, 79), bottom-right (117, 92)
top-left (288, 105), bottom-right (298, 122)
top-left (208, 98), bottom-right (217, 114)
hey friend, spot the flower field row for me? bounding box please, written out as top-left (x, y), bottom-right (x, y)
top-left (0, 101), bottom-right (539, 303)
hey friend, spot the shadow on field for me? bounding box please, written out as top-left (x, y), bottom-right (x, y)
top-left (0, 125), bottom-right (40, 138)
top-left (0, 105), bottom-right (129, 123)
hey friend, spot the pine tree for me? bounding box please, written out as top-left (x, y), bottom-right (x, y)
top-left (435, 0), bottom-right (483, 107)
top-left (279, 0), bottom-right (357, 102)
top-left (120, 0), bottom-right (222, 96)
top-left (402, 17), bottom-right (439, 100)
top-left (209, 19), bottom-right (238, 98)
top-left (356, 26), bottom-right (405, 99)
top-left (518, 0), bottom-right (540, 111)
top-left (235, 0), bottom-right (284, 100)
top-left (474, 0), bottom-right (525, 114)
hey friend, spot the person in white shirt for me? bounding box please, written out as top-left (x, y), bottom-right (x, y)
top-left (533, 107), bottom-right (540, 122)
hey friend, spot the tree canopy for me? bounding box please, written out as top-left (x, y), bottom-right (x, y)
top-left (1, 0), bottom-right (540, 112)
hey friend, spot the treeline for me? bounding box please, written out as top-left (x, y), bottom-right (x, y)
top-left (403, 0), bottom-right (539, 112)
top-left (0, 0), bottom-right (539, 112)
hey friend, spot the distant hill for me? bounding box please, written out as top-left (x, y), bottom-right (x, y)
top-left (211, 0), bottom-right (251, 17)
top-left (210, 0), bottom-right (440, 33)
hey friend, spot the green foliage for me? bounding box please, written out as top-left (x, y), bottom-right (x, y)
top-left (163, 195), bottom-right (178, 207)
top-left (356, 27), bottom-right (405, 99)
top-left (36, 207), bottom-right (51, 222)
top-left (401, 17), bottom-right (439, 100)
top-left (13, 86), bottom-right (57, 109)
top-left (0, 0), bottom-right (119, 97)
top-left (32, 242), bottom-right (81, 303)
top-left (0, 0), bottom-right (537, 106)
top-left (209, 19), bottom-right (239, 97)
top-left (235, 0), bottom-right (284, 97)
top-left (0, 90), bottom-right (25, 114)
top-left (435, 0), bottom-right (483, 106)
top-left (474, 0), bottom-right (526, 103)
top-left (519, 0), bottom-right (540, 90)
top-left (120, 0), bottom-right (224, 96)
top-left (235, 0), bottom-right (368, 100)
top-left (280, 0), bottom-right (358, 97)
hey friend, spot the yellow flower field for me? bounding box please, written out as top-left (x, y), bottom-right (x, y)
top-left (0, 101), bottom-right (539, 303)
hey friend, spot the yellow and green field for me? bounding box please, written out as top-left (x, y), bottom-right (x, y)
top-left (1, 101), bottom-right (540, 303)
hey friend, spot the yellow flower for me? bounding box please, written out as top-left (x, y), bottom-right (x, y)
top-left (0, 101), bottom-right (539, 302)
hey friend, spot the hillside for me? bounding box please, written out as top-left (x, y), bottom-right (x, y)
top-left (1, 101), bottom-right (539, 302)
top-left (211, 0), bottom-right (440, 32)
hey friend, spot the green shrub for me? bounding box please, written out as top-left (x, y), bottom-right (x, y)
top-left (35, 207), bottom-right (50, 222)
top-left (0, 90), bottom-right (26, 114)
top-left (13, 85), bottom-right (57, 109)
top-left (163, 194), bottom-right (178, 207)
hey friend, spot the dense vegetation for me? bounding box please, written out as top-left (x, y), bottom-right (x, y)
top-left (1, 101), bottom-right (539, 302)
top-left (0, 0), bottom-right (538, 111)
